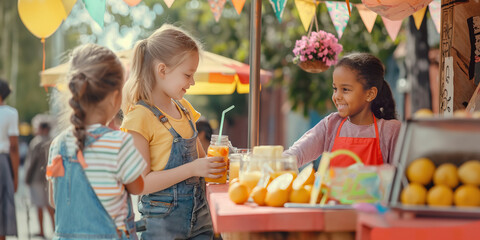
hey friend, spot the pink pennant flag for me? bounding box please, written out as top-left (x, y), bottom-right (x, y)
top-left (164, 0), bottom-right (174, 8)
top-left (325, 1), bottom-right (352, 39)
top-left (429, 0), bottom-right (441, 33)
top-left (382, 17), bottom-right (403, 41)
top-left (232, 0), bottom-right (246, 15)
top-left (356, 4), bottom-right (377, 33)
top-left (208, 0), bottom-right (226, 22)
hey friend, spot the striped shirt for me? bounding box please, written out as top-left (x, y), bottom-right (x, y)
top-left (47, 124), bottom-right (146, 229)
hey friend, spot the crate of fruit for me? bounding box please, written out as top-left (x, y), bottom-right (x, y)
top-left (387, 118), bottom-right (480, 218)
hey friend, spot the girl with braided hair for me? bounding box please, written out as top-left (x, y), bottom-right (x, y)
top-left (46, 44), bottom-right (146, 239)
top-left (285, 53), bottom-right (401, 167)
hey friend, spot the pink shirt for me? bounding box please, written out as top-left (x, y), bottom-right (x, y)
top-left (284, 112), bottom-right (402, 167)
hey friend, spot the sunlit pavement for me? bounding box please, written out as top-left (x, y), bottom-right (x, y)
top-left (7, 167), bottom-right (54, 240)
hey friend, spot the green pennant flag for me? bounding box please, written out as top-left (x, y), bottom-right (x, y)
top-left (83, 0), bottom-right (105, 28)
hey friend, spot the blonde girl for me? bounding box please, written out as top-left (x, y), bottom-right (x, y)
top-left (121, 25), bottom-right (225, 239)
top-left (47, 44), bottom-right (146, 239)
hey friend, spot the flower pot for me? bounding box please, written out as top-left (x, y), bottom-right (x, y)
top-left (298, 60), bottom-right (330, 73)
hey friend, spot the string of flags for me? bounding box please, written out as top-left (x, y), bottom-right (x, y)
top-left (18, 0), bottom-right (442, 44)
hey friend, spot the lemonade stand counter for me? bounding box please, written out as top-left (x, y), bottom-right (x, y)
top-left (206, 183), bottom-right (357, 239)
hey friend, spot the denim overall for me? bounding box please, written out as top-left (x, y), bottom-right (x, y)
top-left (137, 100), bottom-right (213, 240)
top-left (52, 126), bottom-right (136, 240)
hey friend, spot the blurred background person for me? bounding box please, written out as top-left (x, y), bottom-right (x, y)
top-left (0, 78), bottom-right (19, 239)
top-left (196, 119), bottom-right (213, 153)
top-left (25, 120), bottom-right (54, 239)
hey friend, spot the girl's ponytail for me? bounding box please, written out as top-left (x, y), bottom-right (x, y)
top-left (122, 39), bottom-right (153, 114)
top-left (371, 79), bottom-right (396, 120)
top-left (336, 53), bottom-right (397, 120)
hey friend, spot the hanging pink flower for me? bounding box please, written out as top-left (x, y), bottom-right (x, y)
top-left (292, 30), bottom-right (343, 67)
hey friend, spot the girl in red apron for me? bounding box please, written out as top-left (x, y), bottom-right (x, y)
top-left (284, 53), bottom-right (402, 167)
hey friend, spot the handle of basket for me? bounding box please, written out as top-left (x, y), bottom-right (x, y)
top-left (328, 149), bottom-right (363, 165)
top-left (307, 0), bottom-right (320, 37)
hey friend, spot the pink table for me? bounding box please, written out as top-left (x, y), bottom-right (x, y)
top-left (206, 184), bottom-right (357, 239)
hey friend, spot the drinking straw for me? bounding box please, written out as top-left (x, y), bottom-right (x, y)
top-left (217, 105), bottom-right (235, 145)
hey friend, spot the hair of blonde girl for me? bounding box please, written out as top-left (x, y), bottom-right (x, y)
top-left (122, 24), bottom-right (202, 114)
top-left (67, 44), bottom-right (124, 151)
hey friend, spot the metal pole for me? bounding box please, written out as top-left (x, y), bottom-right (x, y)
top-left (247, 0), bottom-right (262, 148)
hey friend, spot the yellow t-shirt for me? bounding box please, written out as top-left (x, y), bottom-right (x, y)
top-left (121, 99), bottom-right (201, 171)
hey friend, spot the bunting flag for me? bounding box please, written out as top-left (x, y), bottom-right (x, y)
top-left (429, 0), bottom-right (441, 33)
top-left (232, 0), bottom-right (246, 15)
top-left (325, 1), bottom-right (352, 39)
top-left (356, 3), bottom-right (377, 33)
top-left (62, 0), bottom-right (77, 19)
top-left (208, 0), bottom-right (226, 22)
top-left (269, 0), bottom-right (288, 22)
top-left (412, 7), bottom-right (427, 30)
top-left (381, 16), bottom-right (403, 41)
top-left (295, 0), bottom-right (317, 32)
top-left (83, 0), bottom-right (105, 28)
top-left (164, 0), bottom-right (174, 8)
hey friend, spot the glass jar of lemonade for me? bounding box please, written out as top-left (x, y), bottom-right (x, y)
top-left (205, 135), bottom-right (229, 184)
top-left (229, 148), bottom-right (250, 181)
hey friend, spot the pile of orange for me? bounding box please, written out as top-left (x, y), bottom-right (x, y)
top-left (228, 163), bottom-right (321, 207)
top-left (401, 158), bottom-right (480, 207)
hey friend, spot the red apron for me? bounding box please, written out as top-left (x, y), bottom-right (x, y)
top-left (330, 115), bottom-right (384, 167)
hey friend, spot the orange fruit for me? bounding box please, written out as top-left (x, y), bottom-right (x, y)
top-left (414, 109), bottom-right (434, 118)
top-left (433, 163), bottom-right (459, 188)
top-left (454, 185), bottom-right (480, 207)
top-left (265, 173), bottom-right (295, 207)
top-left (251, 186), bottom-right (267, 206)
top-left (401, 183), bottom-right (427, 205)
top-left (292, 164), bottom-right (315, 190)
top-left (427, 185), bottom-right (453, 206)
top-left (407, 158), bottom-right (436, 185)
top-left (289, 186), bottom-right (310, 203)
top-left (458, 160), bottom-right (480, 186)
top-left (229, 178), bottom-right (239, 186)
top-left (228, 182), bottom-right (249, 204)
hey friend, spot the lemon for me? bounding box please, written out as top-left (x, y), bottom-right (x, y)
top-left (453, 110), bottom-right (470, 118)
top-left (458, 160), bottom-right (480, 186)
top-left (427, 185), bottom-right (453, 206)
top-left (289, 186), bottom-right (310, 203)
top-left (292, 164), bottom-right (315, 190)
top-left (407, 158), bottom-right (436, 185)
top-left (400, 183), bottom-right (427, 205)
top-left (229, 178), bottom-right (239, 186)
top-left (454, 185), bottom-right (480, 207)
top-left (472, 111), bottom-right (480, 119)
top-left (433, 163), bottom-right (459, 188)
top-left (265, 173), bottom-right (295, 207)
top-left (251, 186), bottom-right (267, 206)
top-left (414, 109), bottom-right (434, 118)
top-left (228, 182), bottom-right (249, 204)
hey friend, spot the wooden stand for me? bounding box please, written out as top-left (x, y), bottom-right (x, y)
top-left (206, 184), bottom-right (357, 240)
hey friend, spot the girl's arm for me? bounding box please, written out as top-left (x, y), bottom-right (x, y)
top-left (197, 138), bottom-right (206, 158)
top-left (284, 119), bottom-right (328, 167)
top-left (130, 131), bottom-right (225, 195)
top-left (125, 175), bottom-right (144, 195)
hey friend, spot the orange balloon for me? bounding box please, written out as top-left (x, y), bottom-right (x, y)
top-left (18, 0), bottom-right (66, 39)
top-left (123, 0), bottom-right (142, 7)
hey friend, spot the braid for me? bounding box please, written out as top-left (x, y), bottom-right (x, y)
top-left (68, 76), bottom-right (88, 152)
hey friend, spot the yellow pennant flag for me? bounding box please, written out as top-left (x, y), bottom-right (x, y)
top-left (356, 4), bottom-right (377, 33)
top-left (294, 0), bottom-right (317, 32)
top-left (413, 7), bottom-right (427, 30)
